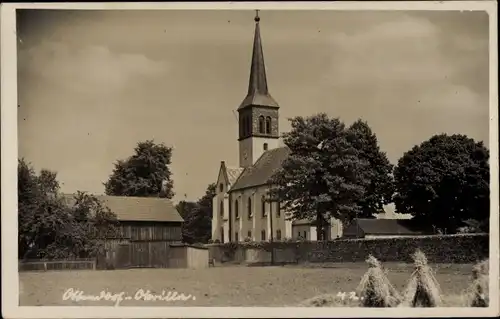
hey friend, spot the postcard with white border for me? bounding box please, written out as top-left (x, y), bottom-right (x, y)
top-left (1, 1), bottom-right (499, 318)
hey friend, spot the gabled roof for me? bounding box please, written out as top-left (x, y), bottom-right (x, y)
top-left (352, 218), bottom-right (423, 236)
top-left (226, 166), bottom-right (244, 188)
top-left (62, 194), bottom-right (184, 223)
top-left (229, 146), bottom-right (290, 192)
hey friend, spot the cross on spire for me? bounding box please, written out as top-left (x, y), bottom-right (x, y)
top-left (255, 9), bottom-right (260, 22)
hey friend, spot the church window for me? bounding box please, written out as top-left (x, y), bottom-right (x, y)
top-left (261, 195), bottom-right (267, 218)
top-left (247, 230), bottom-right (252, 239)
top-left (276, 201), bottom-right (281, 217)
top-left (247, 197), bottom-right (253, 219)
top-left (258, 116), bottom-right (265, 133)
top-left (265, 116), bottom-right (271, 134)
top-left (219, 183), bottom-right (224, 192)
top-left (276, 229), bottom-right (282, 240)
top-left (220, 200), bottom-right (224, 217)
top-left (263, 143), bottom-right (268, 151)
top-left (220, 228), bottom-right (224, 243)
top-left (235, 199), bottom-right (239, 219)
top-left (261, 229), bottom-right (266, 241)
top-left (235, 232), bottom-right (239, 242)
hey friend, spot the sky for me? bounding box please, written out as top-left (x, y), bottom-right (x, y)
top-left (17, 9), bottom-right (490, 203)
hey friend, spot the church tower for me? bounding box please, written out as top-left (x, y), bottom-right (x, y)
top-left (238, 11), bottom-right (280, 168)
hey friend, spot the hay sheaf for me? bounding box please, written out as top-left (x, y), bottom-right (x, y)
top-left (356, 255), bottom-right (401, 307)
top-left (465, 259), bottom-right (489, 307)
top-left (401, 250), bottom-right (442, 307)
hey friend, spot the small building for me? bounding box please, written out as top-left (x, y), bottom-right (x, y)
top-left (342, 218), bottom-right (424, 239)
top-left (168, 244), bottom-right (210, 269)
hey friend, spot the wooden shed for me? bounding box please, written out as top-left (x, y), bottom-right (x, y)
top-left (168, 244), bottom-right (210, 269)
top-left (64, 194), bottom-right (184, 269)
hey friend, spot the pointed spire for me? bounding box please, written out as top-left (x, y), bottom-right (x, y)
top-left (238, 10), bottom-right (279, 110)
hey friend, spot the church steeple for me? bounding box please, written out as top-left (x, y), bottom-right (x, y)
top-left (237, 11), bottom-right (280, 168)
top-left (238, 10), bottom-right (279, 110)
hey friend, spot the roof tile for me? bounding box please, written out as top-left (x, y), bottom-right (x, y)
top-left (62, 194), bottom-right (183, 223)
top-left (229, 146), bottom-right (290, 192)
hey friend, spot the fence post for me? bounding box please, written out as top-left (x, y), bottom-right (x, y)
top-left (44, 262), bottom-right (47, 271)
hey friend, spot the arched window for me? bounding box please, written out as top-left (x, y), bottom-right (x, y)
top-left (247, 197), bottom-right (253, 219)
top-left (219, 183), bottom-right (224, 192)
top-left (261, 195), bottom-right (267, 218)
top-left (261, 229), bottom-right (266, 241)
top-left (276, 229), bottom-right (282, 240)
top-left (258, 116), bottom-right (265, 133)
top-left (235, 199), bottom-right (239, 219)
top-left (220, 200), bottom-right (224, 217)
top-left (276, 201), bottom-right (281, 218)
top-left (263, 143), bottom-right (268, 151)
top-left (265, 116), bottom-right (272, 134)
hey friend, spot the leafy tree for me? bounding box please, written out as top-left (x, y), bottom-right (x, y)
top-left (64, 192), bottom-right (120, 258)
top-left (176, 183), bottom-right (216, 244)
top-left (175, 200), bottom-right (199, 221)
top-left (394, 134), bottom-right (489, 233)
top-left (18, 159), bottom-right (119, 259)
top-left (18, 159), bottom-right (69, 259)
top-left (347, 120), bottom-right (395, 217)
top-left (268, 114), bottom-right (375, 240)
top-left (104, 140), bottom-right (174, 199)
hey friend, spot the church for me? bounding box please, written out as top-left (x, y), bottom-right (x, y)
top-left (211, 12), bottom-right (410, 243)
top-left (211, 12), bottom-right (343, 243)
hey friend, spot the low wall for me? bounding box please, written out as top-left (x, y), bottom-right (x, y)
top-left (207, 233), bottom-right (489, 265)
top-left (19, 258), bottom-right (97, 272)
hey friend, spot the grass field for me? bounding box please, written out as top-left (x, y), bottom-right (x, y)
top-left (19, 262), bottom-right (475, 307)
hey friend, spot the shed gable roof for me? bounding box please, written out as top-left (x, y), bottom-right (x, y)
top-left (353, 218), bottom-right (423, 235)
top-left (62, 194), bottom-right (184, 223)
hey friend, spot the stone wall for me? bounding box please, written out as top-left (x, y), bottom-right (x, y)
top-left (207, 233), bottom-right (489, 265)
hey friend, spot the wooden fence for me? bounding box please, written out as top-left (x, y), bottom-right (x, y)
top-left (19, 258), bottom-right (97, 272)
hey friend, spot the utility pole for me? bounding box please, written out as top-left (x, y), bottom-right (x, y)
top-left (268, 190), bottom-right (274, 265)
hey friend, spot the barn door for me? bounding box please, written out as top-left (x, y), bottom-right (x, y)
top-left (149, 242), bottom-right (169, 268)
top-left (116, 244), bottom-right (131, 269)
top-left (131, 242), bottom-right (150, 267)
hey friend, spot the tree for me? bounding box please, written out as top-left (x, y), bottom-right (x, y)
top-left (175, 200), bottom-right (199, 220)
top-left (176, 183), bottom-right (216, 244)
top-left (18, 159), bottom-right (119, 259)
top-left (104, 140), bottom-right (174, 199)
top-left (394, 134), bottom-right (489, 233)
top-left (347, 120), bottom-right (395, 217)
top-left (268, 114), bottom-right (376, 240)
top-left (64, 191), bottom-right (120, 258)
top-left (18, 159), bottom-right (70, 259)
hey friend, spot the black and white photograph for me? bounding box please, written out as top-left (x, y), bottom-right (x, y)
top-left (1, 1), bottom-right (498, 318)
